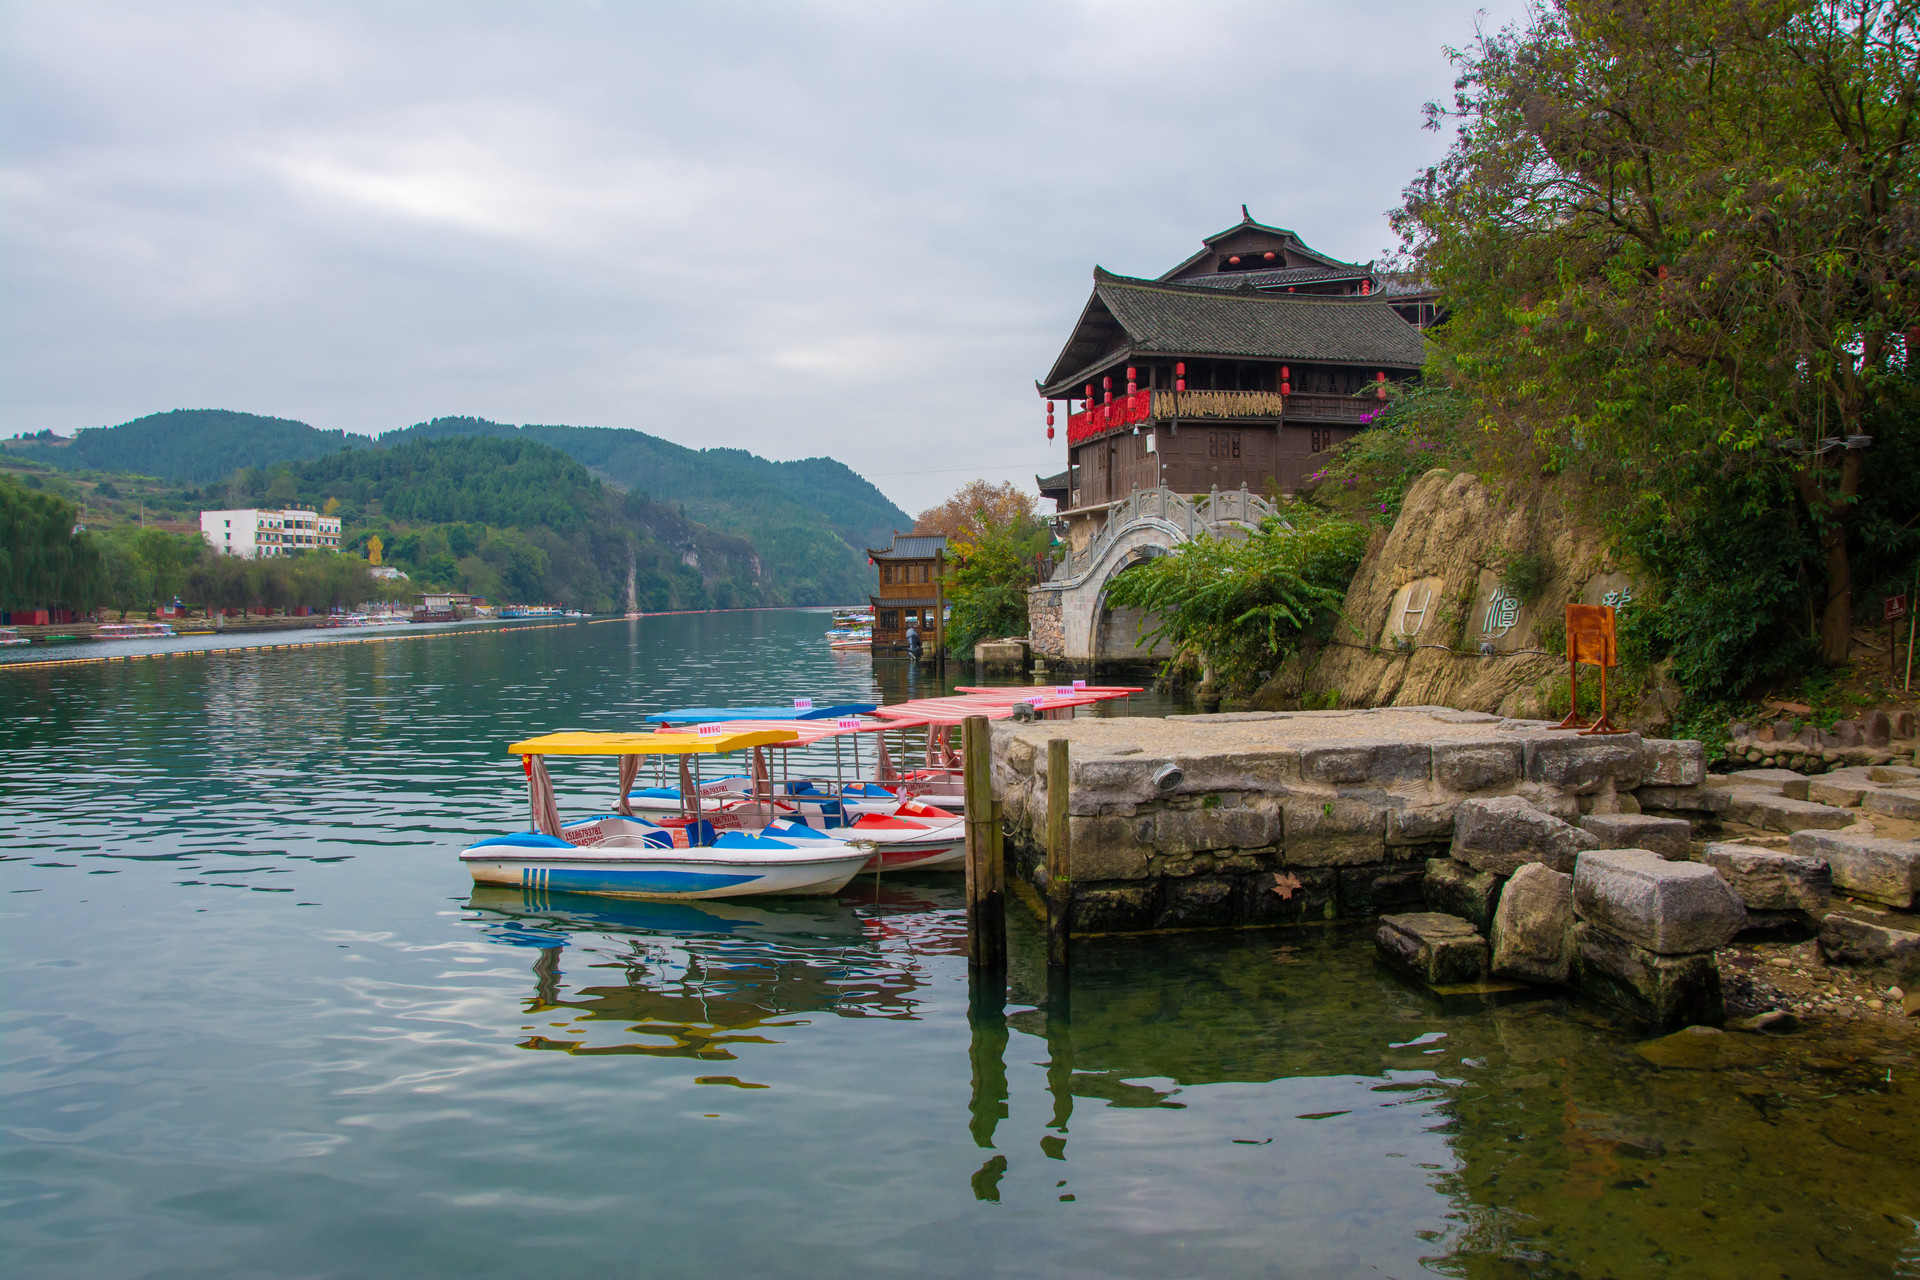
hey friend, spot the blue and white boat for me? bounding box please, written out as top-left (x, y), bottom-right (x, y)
top-left (459, 730), bottom-right (872, 900)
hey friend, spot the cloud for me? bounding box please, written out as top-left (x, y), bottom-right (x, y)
top-left (0, 0), bottom-right (1531, 509)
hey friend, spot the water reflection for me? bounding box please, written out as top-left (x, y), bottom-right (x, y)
top-left (466, 885), bottom-right (950, 1063)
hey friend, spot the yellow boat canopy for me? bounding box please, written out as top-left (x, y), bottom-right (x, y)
top-left (509, 729), bottom-right (800, 756)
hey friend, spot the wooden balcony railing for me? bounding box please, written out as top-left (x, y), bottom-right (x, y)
top-left (1066, 387), bottom-right (1374, 444)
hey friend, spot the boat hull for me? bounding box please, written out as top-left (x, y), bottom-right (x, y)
top-left (464, 852), bottom-right (866, 899)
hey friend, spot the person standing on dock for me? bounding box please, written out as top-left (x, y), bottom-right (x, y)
top-left (906, 621), bottom-right (922, 659)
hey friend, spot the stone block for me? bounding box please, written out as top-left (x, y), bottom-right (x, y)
top-left (1237, 868), bottom-right (1337, 926)
top-left (1569, 922), bottom-right (1724, 1028)
top-left (1699, 842), bottom-right (1831, 911)
top-left (1892, 710), bottom-right (1917, 739)
top-left (975, 639), bottom-right (1027, 670)
top-left (1376, 913), bottom-right (1489, 986)
top-left (1451, 794), bottom-right (1601, 876)
top-left (1871, 765), bottom-right (1920, 783)
top-left (1300, 740), bottom-right (1432, 787)
top-left (1579, 813), bottom-right (1693, 861)
top-left (1790, 830), bottom-right (1920, 908)
top-left (1641, 739), bottom-right (1707, 787)
top-left (1386, 802), bottom-right (1457, 847)
top-left (1722, 768), bottom-right (1809, 798)
top-left (1862, 710), bottom-right (1891, 748)
top-left (1490, 862), bottom-right (1576, 984)
top-left (1524, 734), bottom-right (1644, 794)
top-left (1066, 755), bottom-right (1161, 813)
top-left (1862, 787), bottom-right (1920, 821)
top-left (1572, 849), bottom-right (1746, 954)
top-left (1806, 777), bottom-right (1869, 807)
top-left (1634, 784), bottom-right (1733, 814)
top-left (1422, 858), bottom-right (1504, 933)
top-left (1154, 875), bottom-right (1236, 930)
top-left (1153, 802), bottom-right (1280, 856)
top-left (1171, 749), bottom-right (1301, 795)
top-left (1069, 883), bottom-right (1158, 933)
top-left (1339, 863), bottom-right (1426, 917)
top-left (1819, 912), bottom-right (1920, 986)
top-left (1067, 814), bottom-right (1153, 880)
top-left (1722, 790), bottom-right (1855, 832)
top-left (1282, 796), bottom-right (1388, 866)
top-left (1433, 740), bottom-right (1524, 792)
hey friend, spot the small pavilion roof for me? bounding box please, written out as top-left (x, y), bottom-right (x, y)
top-left (867, 533), bottom-right (948, 561)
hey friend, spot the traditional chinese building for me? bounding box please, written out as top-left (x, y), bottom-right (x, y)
top-left (1034, 210), bottom-right (1428, 532)
top-left (867, 533), bottom-right (946, 657)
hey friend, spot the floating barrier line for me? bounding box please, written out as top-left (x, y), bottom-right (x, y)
top-left (0, 618), bottom-right (586, 672)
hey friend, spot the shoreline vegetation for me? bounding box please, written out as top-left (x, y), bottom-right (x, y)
top-left (1064, 0), bottom-right (1918, 743)
top-left (3, 411), bottom-right (911, 618)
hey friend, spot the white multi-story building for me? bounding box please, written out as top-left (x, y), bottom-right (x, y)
top-left (199, 508), bottom-right (343, 559)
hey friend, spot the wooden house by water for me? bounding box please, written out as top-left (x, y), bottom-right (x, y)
top-left (867, 533), bottom-right (946, 657)
top-left (1034, 211), bottom-right (1428, 526)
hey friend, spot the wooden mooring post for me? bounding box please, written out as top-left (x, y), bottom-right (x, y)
top-left (962, 714), bottom-right (1005, 969)
top-left (1045, 736), bottom-right (1071, 968)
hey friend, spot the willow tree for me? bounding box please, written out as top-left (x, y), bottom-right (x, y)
top-left (1395, 0), bottom-right (1920, 664)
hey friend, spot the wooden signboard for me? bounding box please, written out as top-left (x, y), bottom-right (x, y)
top-left (1553, 604), bottom-right (1627, 735)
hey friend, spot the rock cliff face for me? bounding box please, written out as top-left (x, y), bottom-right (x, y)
top-left (1254, 468), bottom-right (1641, 718)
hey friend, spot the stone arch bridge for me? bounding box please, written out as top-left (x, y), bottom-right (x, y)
top-left (1027, 486), bottom-right (1280, 669)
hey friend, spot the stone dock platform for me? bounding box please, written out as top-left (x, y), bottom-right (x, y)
top-left (992, 706), bottom-right (1693, 932)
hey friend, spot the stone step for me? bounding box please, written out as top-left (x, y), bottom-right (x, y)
top-left (1721, 768), bottom-right (1811, 799)
top-left (1789, 830), bottom-right (1920, 908)
top-left (1818, 911), bottom-right (1920, 986)
top-left (1579, 812), bottom-right (1693, 860)
top-left (1376, 912), bottom-right (1488, 986)
top-left (1699, 842), bottom-right (1830, 912)
top-left (1572, 848), bottom-right (1746, 954)
top-left (1721, 790), bottom-right (1857, 833)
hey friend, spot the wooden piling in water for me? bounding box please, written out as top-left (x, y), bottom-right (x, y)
top-left (1046, 736), bottom-right (1071, 968)
top-left (962, 714), bottom-right (1005, 969)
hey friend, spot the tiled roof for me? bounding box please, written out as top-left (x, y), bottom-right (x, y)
top-left (868, 533), bottom-right (948, 560)
top-left (1039, 271), bottom-right (1426, 395)
top-left (869, 596), bottom-right (940, 608)
top-left (1036, 468), bottom-right (1074, 492)
top-left (1175, 264), bottom-right (1369, 291)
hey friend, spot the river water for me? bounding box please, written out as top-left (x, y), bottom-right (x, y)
top-left (3, 611), bottom-right (1916, 1279)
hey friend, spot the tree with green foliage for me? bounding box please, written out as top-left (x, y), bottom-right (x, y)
top-left (1, 472), bottom-right (100, 613)
top-left (1394, 0), bottom-right (1920, 670)
top-left (940, 506), bottom-right (1052, 655)
top-left (1102, 511), bottom-right (1369, 694)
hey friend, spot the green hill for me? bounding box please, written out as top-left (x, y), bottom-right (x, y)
top-left (273, 435), bottom-right (767, 612)
top-left (5, 409), bottom-right (368, 483)
top-left (386, 417), bottom-right (909, 605)
top-left (7, 409), bottom-right (909, 606)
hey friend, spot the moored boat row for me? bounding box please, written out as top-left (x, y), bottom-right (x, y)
top-left (458, 686), bottom-right (1140, 902)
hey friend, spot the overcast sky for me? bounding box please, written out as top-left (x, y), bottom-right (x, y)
top-left (2, 1), bottom-right (1527, 512)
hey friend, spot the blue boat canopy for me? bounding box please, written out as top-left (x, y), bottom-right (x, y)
top-left (644, 703), bottom-right (877, 725)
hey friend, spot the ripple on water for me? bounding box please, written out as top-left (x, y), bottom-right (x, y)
top-left (3, 614), bottom-right (1915, 1279)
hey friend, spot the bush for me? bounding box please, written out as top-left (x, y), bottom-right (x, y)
top-left (1102, 509), bottom-right (1369, 693)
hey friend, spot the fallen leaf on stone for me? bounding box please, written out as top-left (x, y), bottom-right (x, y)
top-left (1271, 873), bottom-right (1303, 899)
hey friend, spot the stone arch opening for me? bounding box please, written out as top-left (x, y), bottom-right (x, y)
top-left (1091, 546), bottom-right (1176, 664)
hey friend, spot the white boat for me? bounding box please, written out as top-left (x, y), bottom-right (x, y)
top-left (92, 621), bottom-right (177, 640)
top-left (458, 729), bottom-right (871, 900)
top-left (0, 628), bottom-right (27, 647)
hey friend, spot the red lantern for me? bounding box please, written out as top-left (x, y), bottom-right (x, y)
top-left (1281, 365), bottom-right (1291, 396)
top-left (1047, 425), bottom-right (1055, 441)
top-left (1102, 376), bottom-right (1111, 390)
top-left (1360, 279), bottom-right (1371, 295)
top-left (1228, 255), bottom-right (1241, 265)
top-left (1085, 383), bottom-right (1093, 401)
top-left (1126, 366), bottom-right (1137, 395)
top-left (1376, 371), bottom-right (1388, 401)
top-left (1175, 362), bottom-right (1185, 377)
top-left (1263, 251), bottom-right (1276, 261)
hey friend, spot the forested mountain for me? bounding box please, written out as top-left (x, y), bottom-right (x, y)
top-left (5, 409), bottom-right (368, 482)
top-left (6, 408), bottom-right (909, 605)
top-left (386, 417), bottom-right (908, 603)
top-left (278, 436), bottom-right (767, 611)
